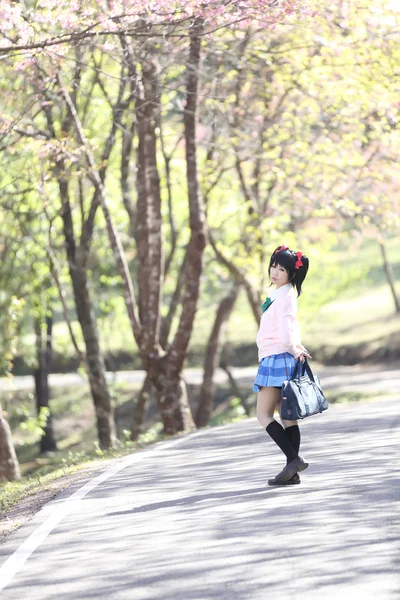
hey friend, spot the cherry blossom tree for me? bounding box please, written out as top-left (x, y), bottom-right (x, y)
top-left (0, 1), bottom-right (310, 457)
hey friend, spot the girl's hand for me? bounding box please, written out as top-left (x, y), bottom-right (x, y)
top-left (299, 351), bottom-right (312, 363)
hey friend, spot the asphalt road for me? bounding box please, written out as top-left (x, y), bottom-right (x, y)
top-left (0, 397), bottom-right (399, 599)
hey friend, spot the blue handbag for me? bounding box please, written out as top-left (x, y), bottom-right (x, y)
top-left (280, 359), bottom-right (328, 420)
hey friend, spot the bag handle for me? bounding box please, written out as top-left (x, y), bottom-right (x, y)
top-left (292, 359), bottom-right (304, 380)
top-left (292, 358), bottom-right (316, 383)
top-left (303, 358), bottom-right (316, 382)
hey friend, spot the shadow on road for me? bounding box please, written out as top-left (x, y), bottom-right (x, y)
top-left (1, 399), bottom-right (399, 599)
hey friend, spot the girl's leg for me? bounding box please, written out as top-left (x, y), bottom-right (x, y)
top-left (256, 386), bottom-right (280, 428)
top-left (282, 418), bottom-right (298, 428)
top-left (278, 401), bottom-right (301, 463)
top-left (283, 421), bottom-right (301, 465)
top-left (257, 387), bottom-right (298, 463)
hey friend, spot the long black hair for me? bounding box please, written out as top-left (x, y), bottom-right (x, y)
top-left (269, 245), bottom-right (309, 297)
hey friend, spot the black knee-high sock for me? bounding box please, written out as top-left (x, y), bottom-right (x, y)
top-left (266, 420), bottom-right (298, 463)
top-left (284, 425), bottom-right (300, 465)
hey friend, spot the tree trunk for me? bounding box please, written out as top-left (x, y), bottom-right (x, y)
top-left (0, 406), bottom-right (20, 482)
top-left (153, 19), bottom-right (206, 434)
top-left (41, 77), bottom-right (115, 450)
top-left (379, 239), bottom-right (400, 314)
top-left (135, 56), bottom-right (163, 353)
top-left (195, 286), bottom-right (239, 427)
top-left (155, 373), bottom-right (193, 436)
top-left (48, 248), bottom-right (85, 364)
top-left (209, 233), bottom-right (262, 323)
top-left (160, 252), bottom-right (188, 348)
top-left (70, 266), bottom-right (115, 449)
top-left (59, 179), bottom-right (115, 450)
top-left (34, 314), bottom-right (57, 453)
top-left (130, 375), bottom-right (152, 441)
top-left (220, 345), bottom-right (250, 416)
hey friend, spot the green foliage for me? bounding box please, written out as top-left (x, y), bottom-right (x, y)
top-left (18, 406), bottom-right (50, 438)
top-left (136, 424), bottom-right (164, 446)
top-left (0, 298), bottom-right (25, 377)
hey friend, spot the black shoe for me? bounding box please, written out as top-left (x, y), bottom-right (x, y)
top-left (268, 472), bottom-right (301, 486)
top-left (270, 457), bottom-right (309, 485)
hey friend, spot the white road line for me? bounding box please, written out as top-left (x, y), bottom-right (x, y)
top-left (0, 428), bottom-right (211, 592)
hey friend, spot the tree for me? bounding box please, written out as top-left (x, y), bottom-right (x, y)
top-left (33, 300), bottom-right (57, 453)
top-left (0, 409), bottom-right (20, 482)
top-left (11, 5), bottom-right (306, 437)
top-left (10, 1), bottom-right (388, 445)
top-left (0, 65), bottom-right (117, 448)
top-left (199, 1), bottom-right (400, 320)
top-left (0, 299), bottom-right (23, 482)
top-left (195, 284), bottom-right (240, 427)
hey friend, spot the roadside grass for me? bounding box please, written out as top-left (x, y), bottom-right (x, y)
top-left (0, 456), bottom-right (107, 516)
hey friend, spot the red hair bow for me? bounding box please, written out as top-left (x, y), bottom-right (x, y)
top-left (295, 251), bottom-right (303, 269)
top-left (274, 245), bottom-right (289, 254)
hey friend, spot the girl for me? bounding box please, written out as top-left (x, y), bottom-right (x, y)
top-left (253, 245), bottom-right (311, 486)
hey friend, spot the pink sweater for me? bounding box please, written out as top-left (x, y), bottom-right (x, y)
top-left (256, 284), bottom-right (306, 361)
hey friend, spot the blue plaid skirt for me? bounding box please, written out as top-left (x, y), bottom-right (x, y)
top-left (253, 353), bottom-right (297, 392)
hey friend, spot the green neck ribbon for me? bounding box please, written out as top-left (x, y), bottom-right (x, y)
top-left (261, 297), bottom-right (273, 313)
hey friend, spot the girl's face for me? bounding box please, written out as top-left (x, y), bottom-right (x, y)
top-left (270, 262), bottom-right (290, 289)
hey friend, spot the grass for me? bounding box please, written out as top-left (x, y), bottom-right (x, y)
top-left (306, 286), bottom-right (400, 346)
top-left (4, 381), bottom-right (147, 474)
top-left (0, 456), bottom-right (105, 515)
top-left (192, 235), bottom-right (400, 362)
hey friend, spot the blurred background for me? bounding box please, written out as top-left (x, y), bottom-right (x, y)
top-left (0, 1), bottom-right (399, 487)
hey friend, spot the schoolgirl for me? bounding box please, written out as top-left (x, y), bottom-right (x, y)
top-left (253, 245), bottom-right (311, 486)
